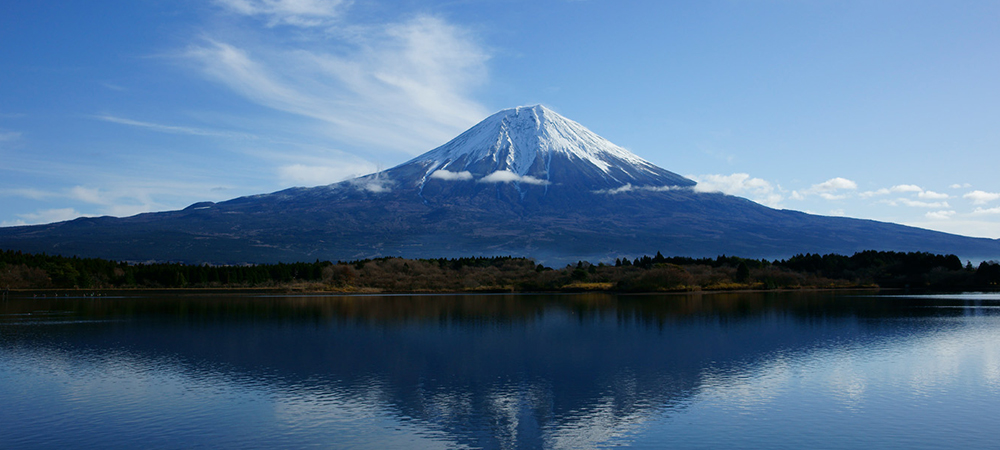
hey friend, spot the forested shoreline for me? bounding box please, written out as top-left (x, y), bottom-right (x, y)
top-left (1, 249), bottom-right (998, 293)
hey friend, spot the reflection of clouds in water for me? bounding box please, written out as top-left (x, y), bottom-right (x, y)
top-left (270, 379), bottom-right (469, 450)
top-left (423, 389), bottom-right (474, 424)
top-left (2, 348), bottom-right (467, 449)
top-left (268, 376), bottom-right (661, 450)
top-left (698, 355), bottom-right (793, 412)
top-left (4, 346), bottom-right (204, 413)
top-left (1, 347), bottom-right (272, 447)
top-left (7, 293), bottom-right (1000, 449)
top-left (542, 369), bottom-right (693, 449)
top-left (899, 322), bottom-right (1000, 395)
top-left (487, 387), bottom-right (527, 448)
top-left (686, 317), bottom-right (1000, 417)
top-left (544, 395), bottom-right (651, 449)
top-left (826, 357), bottom-right (868, 410)
top-left (270, 372), bottom-right (669, 450)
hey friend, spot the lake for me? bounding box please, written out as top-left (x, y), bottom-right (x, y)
top-left (2, 291), bottom-right (1000, 449)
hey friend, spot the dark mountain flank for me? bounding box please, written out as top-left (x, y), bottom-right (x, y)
top-left (2, 105), bottom-right (999, 265)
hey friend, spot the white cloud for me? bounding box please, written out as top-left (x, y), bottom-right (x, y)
top-left (861, 184), bottom-right (951, 202)
top-left (95, 115), bottom-right (257, 139)
top-left (105, 204), bottom-right (159, 218)
top-left (479, 170), bottom-right (550, 185)
top-left (0, 188), bottom-right (56, 200)
top-left (926, 210), bottom-right (956, 220)
top-left (102, 82), bottom-right (128, 92)
top-left (859, 188), bottom-right (890, 198)
top-left (16, 208), bottom-right (85, 225)
top-left (890, 198), bottom-right (950, 208)
top-left (972, 206), bottom-right (1000, 215)
top-left (1, 173), bottom-right (252, 225)
top-left (278, 162), bottom-right (375, 185)
top-left (964, 190), bottom-right (1000, 205)
top-left (906, 218), bottom-right (1000, 239)
top-left (595, 184), bottom-right (637, 194)
top-left (689, 173), bottom-right (782, 207)
top-left (480, 171), bottom-right (520, 183)
top-left (951, 183), bottom-right (972, 189)
top-left (812, 177), bottom-right (858, 192)
top-left (186, 13), bottom-right (490, 154)
top-left (429, 169), bottom-right (473, 181)
top-left (818, 193), bottom-right (848, 201)
top-left (70, 186), bottom-right (105, 204)
top-left (592, 184), bottom-right (680, 195)
top-left (64, 185), bottom-right (163, 217)
top-left (215, 0), bottom-right (347, 27)
top-left (789, 177), bottom-right (858, 202)
top-left (348, 173), bottom-right (393, 193)
top-left (918, 190), bottom-right (949, 200)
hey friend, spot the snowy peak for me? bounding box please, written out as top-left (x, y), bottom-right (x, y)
top-left (414, 105), bottom-right (649, 175)
top-left (393, 105), bottom-right (695, 190)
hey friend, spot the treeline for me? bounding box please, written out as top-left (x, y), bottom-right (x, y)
top-left (1, 248), bottom-right (999, 292)
top-left (0, 251), bottom-right (542, 291)
top-left (614, 251), bottom-right (1000, 291)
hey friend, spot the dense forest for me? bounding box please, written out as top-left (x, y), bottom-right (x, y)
top-left (1, 249), bottom-right (998, 293)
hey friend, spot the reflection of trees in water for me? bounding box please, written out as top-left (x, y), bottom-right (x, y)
top-left (0, 292), bottom-right (983, 448)
top-left (0, 290), bottom-right (946, 324)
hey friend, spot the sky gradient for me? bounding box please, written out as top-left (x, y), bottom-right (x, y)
top-left (2, 0), bottom-right (999, 239)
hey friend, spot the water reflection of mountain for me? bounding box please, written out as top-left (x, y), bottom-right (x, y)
top-left (0, 292), bottom-right (974, 448)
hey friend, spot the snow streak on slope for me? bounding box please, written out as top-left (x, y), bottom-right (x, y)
top-left (397, 105), bottom-right (694, 189)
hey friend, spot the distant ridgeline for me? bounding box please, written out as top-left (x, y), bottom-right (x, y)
top-left (1, 249), bottom-right (998, 292)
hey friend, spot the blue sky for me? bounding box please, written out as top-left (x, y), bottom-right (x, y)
top-left (2, 0), bottom-right (999, 239)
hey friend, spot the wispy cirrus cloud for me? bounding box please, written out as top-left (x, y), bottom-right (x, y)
top-left (1, 180), bottom-right (237, 224)
top-left (0, 130), bottom-right (22, 142)
top-left (0, 188), bottom-right (56, 200)
top-left (215, 0), bottom-right (348, 27)
top-left (94, 115), bottom-right (258, 139)
top-left (185, 12), bottom-right (490, 155)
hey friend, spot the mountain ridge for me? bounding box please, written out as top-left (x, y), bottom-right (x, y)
top-left (2, 106), bottom-right (999, 265)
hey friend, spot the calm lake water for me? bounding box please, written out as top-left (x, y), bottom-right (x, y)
top-left (3, 291), bottom-right (1000, 449)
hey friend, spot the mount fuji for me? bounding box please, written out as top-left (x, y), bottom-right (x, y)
top-left (2, 105), bottom-right (999, 264)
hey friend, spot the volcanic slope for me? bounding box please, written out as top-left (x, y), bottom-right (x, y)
top-left (2, 105), bottom-right (999, 264)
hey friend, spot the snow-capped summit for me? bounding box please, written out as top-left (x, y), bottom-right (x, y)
top-left (5, 105), bottom-right (1000, 266)
top-left (389, 105), bottom-right (694, 191)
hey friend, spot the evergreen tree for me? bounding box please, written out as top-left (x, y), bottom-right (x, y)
top-left (736, 261), bottom-right (751, 283)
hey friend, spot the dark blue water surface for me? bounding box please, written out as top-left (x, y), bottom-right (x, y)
top-left (2, 291), bottom-right (1000, 449)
